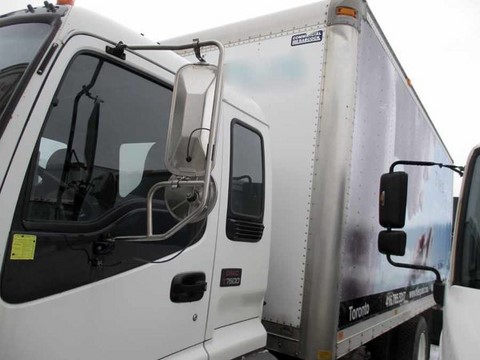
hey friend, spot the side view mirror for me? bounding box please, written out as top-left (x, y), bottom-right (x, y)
top-left (379, 171), bottom-right (408, 229)
top-left (112, 39), bottom-right (226, 243)
top-left (378, 230), bottom-right (406, 256)
top-left (434, 281), bottom-right (445, 306)
top-left (376, 160), bottom-right (463, 306)
top-left (377, 165), bottom-right (444, 307)
top-left (165, 63), bottom-right (217, 177)
top-left (377, 171), bottom-right (408, 257)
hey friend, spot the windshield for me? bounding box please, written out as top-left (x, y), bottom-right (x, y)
top-left (0, 22), bottom-right (51, 120)
top-left (458, 154), bottom-right (480, 288)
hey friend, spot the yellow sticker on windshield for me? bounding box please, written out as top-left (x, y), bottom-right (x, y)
top-left (10, 234), bottom-right (37, 260)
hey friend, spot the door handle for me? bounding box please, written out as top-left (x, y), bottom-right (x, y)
top-left (170, 272), bottom-right (207, 303)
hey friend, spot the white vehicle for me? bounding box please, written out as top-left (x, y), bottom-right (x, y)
top-left (381, 145), bottom-right (480, 360)
top-left (441, 145), bottom-right (480, 359)
top-left (0, 1), bottom-right (452, 360)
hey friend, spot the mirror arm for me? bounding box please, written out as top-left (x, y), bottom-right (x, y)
top-left (390, 160), bottom-right (464, 177)
top-left (114, 179), bottom-right (205, 242)
top-left (386, 254), bottom-right (442, 283)
top-left (145, 179), bottom-right (205, 238)
top-left (125, 40), bottom-right (223, 56)
top-left (201, 40), bottom-right (224, 216)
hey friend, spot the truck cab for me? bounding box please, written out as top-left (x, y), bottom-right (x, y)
top-left (0, 3), bottom-right (271, 360)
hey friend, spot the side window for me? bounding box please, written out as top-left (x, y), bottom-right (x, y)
top-left (226, 120), bottom-right (265, 242)
top-left (457, 155), bottom-right (480, 288)
top-left (26, 54), bottom-right (171, 223)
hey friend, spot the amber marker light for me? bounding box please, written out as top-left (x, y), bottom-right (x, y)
top-left (57, 0), bottom-right (75, 5)
top-left (336, 6), bottom-right (357, 18)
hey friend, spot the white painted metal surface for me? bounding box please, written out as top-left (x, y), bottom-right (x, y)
top-left (202, 99), bottom-right (271, 345)
top-left (205, 318), bottom-right (268, 360)
top-left (440, 285), bottom-right (480, 359)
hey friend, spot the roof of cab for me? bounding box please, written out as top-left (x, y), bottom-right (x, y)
top-left (0, 3), bottom-right (265, 125)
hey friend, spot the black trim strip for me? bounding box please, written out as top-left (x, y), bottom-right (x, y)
top-left (226, 218), bottom-right (264, 242)
top-left (37, 42), bottom-right (58, 75)
top-left (338, 281), bottom-right (434, 329)
top-left (0, 12), bottom-right (63, 140)
top-left (0, 15), bottom-right (63, 193)
top-left (453, 148), bottom-right (480, 286)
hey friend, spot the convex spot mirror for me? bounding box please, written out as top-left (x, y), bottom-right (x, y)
top-left (379, 171), bottom-right (408, 229)
top-left (378, 230), bottom-right (407, 256)
top-left (165, 63), bottom-right (217, 177)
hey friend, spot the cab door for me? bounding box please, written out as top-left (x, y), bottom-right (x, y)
top-left (202, 104), bottom-right (272, 359)
top-left (0, 33), bottom-right (218, 360)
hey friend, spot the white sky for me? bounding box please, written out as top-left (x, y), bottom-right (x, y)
top-left (1, 0), bottom-right (479, 194)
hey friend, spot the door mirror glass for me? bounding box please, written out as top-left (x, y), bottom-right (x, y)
top-left (379, 171), bottom-right (408, 229)
top-left (378, 230), bottom-right (407, 256)
top-left (165, 63), bottom-right (217, 177)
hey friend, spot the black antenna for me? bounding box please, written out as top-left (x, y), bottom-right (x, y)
top-left (43, 1), bottom-right (56, 12)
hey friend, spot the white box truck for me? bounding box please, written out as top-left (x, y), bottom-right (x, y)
top-left (0, 1), bottom-right (452, 359)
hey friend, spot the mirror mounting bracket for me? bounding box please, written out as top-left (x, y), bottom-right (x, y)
top-left (193, 38), bottom-right (206, 63)
top-left (114, 177), bottom-right (205, 242)
top-left (105, 41), bottom-right (127, 60)
top-left (389, 160), bottom-right (464, 177)
top-left (386, 254), bottom-right (441, 283)
top-left (111, 40), bottom-right (225, 243)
